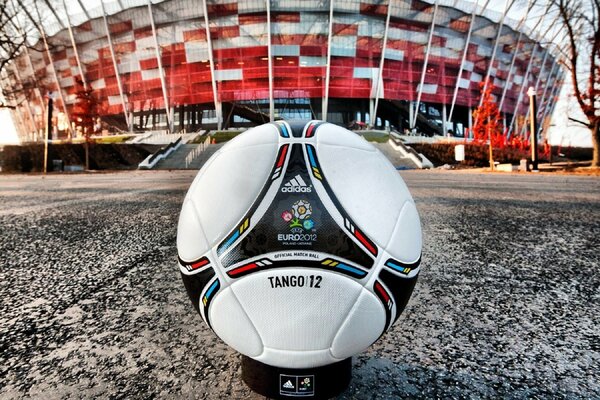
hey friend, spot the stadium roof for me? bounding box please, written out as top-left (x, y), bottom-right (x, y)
top-left (10, 0), bottom-right (565, 56)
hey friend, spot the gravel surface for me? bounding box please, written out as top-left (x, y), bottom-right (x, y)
top-left (0, 170), bottom-right (598, 399)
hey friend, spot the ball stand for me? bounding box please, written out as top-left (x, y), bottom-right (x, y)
top-left (241, 356), bottom-right (352, 399)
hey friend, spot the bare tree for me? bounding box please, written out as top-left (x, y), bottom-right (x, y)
top-left (0, 2), bottom-right (24, 71)
top-left (554, 0), bottom-right (600, 167)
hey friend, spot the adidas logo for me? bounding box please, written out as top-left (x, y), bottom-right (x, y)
top-left (283, 380), bottom-right (295, 389)
top-left (282, 174), bottom-right (312, 193)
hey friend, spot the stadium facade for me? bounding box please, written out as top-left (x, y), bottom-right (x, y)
top-left (1, 0), bottom-right (564, 142)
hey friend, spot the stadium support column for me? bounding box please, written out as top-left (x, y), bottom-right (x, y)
top-left (409, 101), bottom-right (414, 130)
top-left (20, 47), bottom-right (47, 140)
top-left (517, 47), bottom-right (550, 138)
top-left (62, 0), bottom-right (87, 90)
top-left (479, 0), bottom-right (513, 108)
top-left (38, 19), bottom-right (74, 139)
top-left (516, 24), bottom-right (564, 138)
top-left (372, 0), bottom-right (392, 130)
top-left (8, 0), bottom-right (47, 139)
top-left (42, 0), bottom-right (66, 31)
top-left (505, 4), bottom-right (551, 139)
top-left (448, 0), bottom-right (484, 125)
top-left (506, 44), bottom-right (538, 139)
top-left (537, 73), bottom-right (563, 137)
top-left (498, 2), bottom-right (545, 114)
top-left (323, 0), bottom-right (335, 121)
top-left (101, 0), bottom-right (131, 131)
top-left (202, 0), bottom-right (221, 130)
top-left (148, 0), bottom-right (172, 132)
top-left (536, 59), bottom-right (559, 122)
top-left (497, 31), bottom-right (523, 113)
top-left (75, 0), bottom-right (91, 20)
top-left (10, 64), bottom-right (37, 139)
top-left (266, 0), bottom-right (274, 122)
top-left (411, 0), bottom-right (439, 130)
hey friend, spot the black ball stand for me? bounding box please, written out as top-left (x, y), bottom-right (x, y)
top-left (241, 355), bottom-right (352, 399)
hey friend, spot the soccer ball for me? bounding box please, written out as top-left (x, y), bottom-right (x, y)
top-left (177, 120), bottom-right (421, 370)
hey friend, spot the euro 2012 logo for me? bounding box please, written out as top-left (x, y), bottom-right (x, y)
top-left (281, 200), bottom-right (315, 231)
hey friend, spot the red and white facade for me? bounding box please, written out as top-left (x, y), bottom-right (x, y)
top-left (2, 0), bottom-right (564, 141)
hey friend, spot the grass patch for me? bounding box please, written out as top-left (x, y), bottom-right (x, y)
top-left (94, 134), bottom-right (136, 144)
top-left (211, 130), bottom-right (243, 143)
top-left (356, 130), bottom-right (390, 143)
top-left (188, 134), bottom-right (209, 144)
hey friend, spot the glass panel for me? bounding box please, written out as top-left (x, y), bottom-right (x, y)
top-left (270, 0), bottom-right (328, 112)
top-left (208, 0), bottom-right (269, 106)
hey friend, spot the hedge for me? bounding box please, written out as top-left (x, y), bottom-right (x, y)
top-left (0, 143), bottom-right (158, 172)
top-left (409, 142), bottom-right (593, 167)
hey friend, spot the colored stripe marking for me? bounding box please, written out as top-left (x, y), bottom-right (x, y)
top-left (306, 124), bottom-right (316, 138)
top-left (190, 258), bottom-right (209, 270)
top-left (238, 218), bottom-right (250, 234)
top-left (306, 145), bottom-right (317, 167)
top-left (228, 263), bottom-right (258, 277)
top-left (355, 228), bottom-right (378, 256)
top-left (222, 230), bottom-right (240, 251)
top-left (374, 281), bottom-right (391, 304)
top-left (205, 280), bottom-right (219, 300)
top-left (276, 145), bottom-right (289, 168)
top-left (280, 124), bottom-right (289, 137)
top-left (335, 263), bottom-right (367, 277)
top-left (386, 261), bottom-right (411, 274)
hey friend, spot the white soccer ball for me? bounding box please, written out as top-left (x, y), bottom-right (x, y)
top-left (177, 121), bottom-right (422, 369)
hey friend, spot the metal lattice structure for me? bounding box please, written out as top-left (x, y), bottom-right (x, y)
top-left (1, 0), bottom-right (565, 142)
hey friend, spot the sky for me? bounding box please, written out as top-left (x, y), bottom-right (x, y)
top-left (0, 110), bottom-right (20, 145)
top-left (547, 82), bottom-right (593, 148)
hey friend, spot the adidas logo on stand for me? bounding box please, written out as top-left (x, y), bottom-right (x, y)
top-left (283, 380), bottom-right (295, 389)
top-left (282, 174), bottom-right (312, 193)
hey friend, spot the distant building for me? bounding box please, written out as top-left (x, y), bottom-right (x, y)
top-left (1, 0), bottom-right (563, 142)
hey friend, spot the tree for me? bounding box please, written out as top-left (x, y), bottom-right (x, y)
top-left (71, 79), bottom-right (99, 170)
top-left (554, 0), bottom-right (600, 167)
top-left (472, 81), bottom-right (505, 169)
top-left (0, 0), bottom-right (28, 76)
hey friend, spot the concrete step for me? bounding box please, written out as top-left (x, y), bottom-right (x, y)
top-left (153, 143), bottom-right (224, 170)
top-left (371, 142), bottom-right (420, 169)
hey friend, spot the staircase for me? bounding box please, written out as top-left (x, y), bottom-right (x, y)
top-left (153, 143), bottom-right (225, 170)
top-left (371, 142), bottom-right (420, 169)
top-left (378, 100), bottom-right (443, 136)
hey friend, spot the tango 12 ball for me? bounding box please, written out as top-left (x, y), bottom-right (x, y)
top-left (177, 120), bottom-right (421, 369)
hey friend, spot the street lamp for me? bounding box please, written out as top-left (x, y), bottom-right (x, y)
top-left (43, 92), bottom-right (56, 174)
top-left (527, 87), bottom-right (539, 172)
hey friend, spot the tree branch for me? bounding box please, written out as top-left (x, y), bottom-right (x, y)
top-left (568, 116), bottom-right (592, 127)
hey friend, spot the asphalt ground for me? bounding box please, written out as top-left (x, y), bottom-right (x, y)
top-left (0, 170), bottom-right (599, 399)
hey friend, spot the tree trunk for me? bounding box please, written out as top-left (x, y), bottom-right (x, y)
top-left (593, 121), bottom-right (600, 168)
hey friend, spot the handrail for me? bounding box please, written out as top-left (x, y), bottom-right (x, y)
top-left (138, 137), bottom-right (183, 169)
top-left (388, 134), bottom-right (434, 169)
top-left (185, 136), bottom-right (212, 168)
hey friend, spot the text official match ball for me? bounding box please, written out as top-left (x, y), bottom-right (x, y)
top-left (177, 120), bottom-right (421, 397)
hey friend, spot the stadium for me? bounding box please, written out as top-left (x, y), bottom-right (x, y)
top-left (1, 0), bottom-right (564, 143)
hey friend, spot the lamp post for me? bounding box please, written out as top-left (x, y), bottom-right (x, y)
top-left (527, 87), bottom-right (539, 172)
top-left (43, 92), bottom-right (55, 174)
